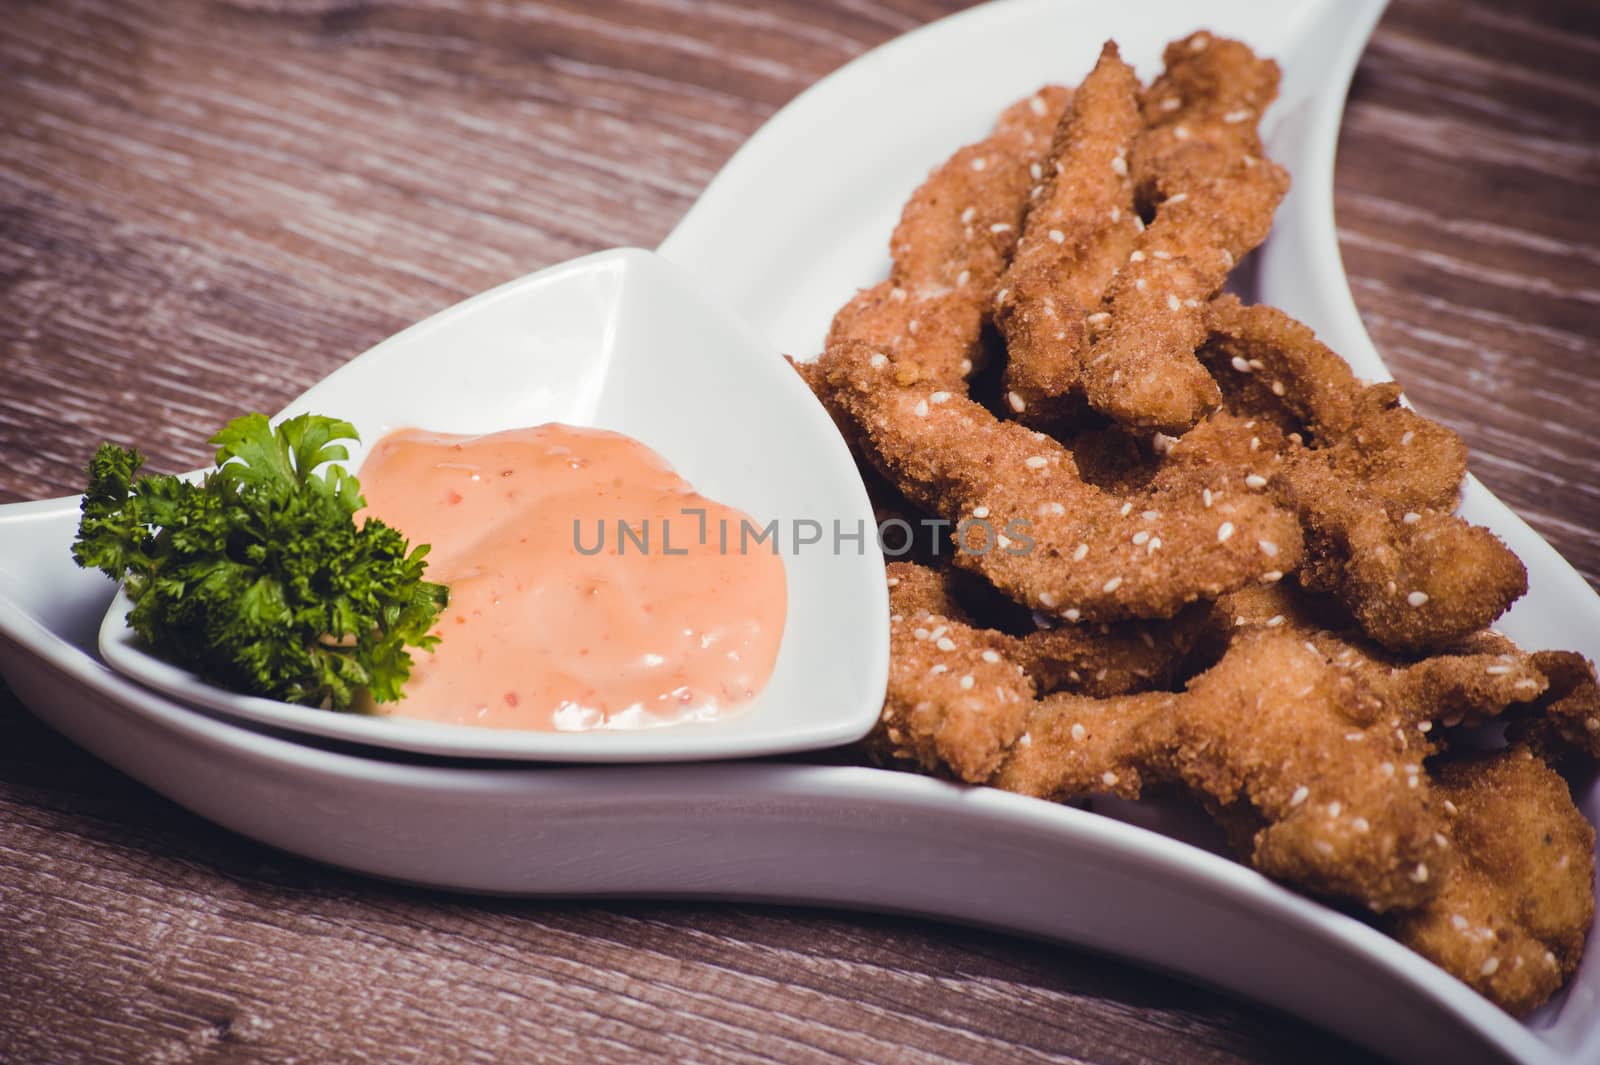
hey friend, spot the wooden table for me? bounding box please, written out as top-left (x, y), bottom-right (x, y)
top-left (4, 1), bottom-right (1596, 1061)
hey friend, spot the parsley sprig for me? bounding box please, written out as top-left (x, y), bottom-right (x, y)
top-left (73, 413), bottom-right (448, 711)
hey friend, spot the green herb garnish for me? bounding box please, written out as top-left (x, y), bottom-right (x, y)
top-left (73, 412), bottom-right (448, 711)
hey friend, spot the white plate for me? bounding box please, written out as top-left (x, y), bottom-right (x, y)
top-left (3, 1), bottom-right (1599, 1063)
top-left (94, 248), bottom-right (889, 763)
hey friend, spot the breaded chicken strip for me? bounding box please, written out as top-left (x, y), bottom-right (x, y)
top-left (828, 85), bottom-right (1071, 387)
top-left (1202, 295), bottom-right (1528, 651)
top-left (817, 339), bottom-right (1302, 620)
top-left (1081, 32), bottom-right (1289, 433)
top-left (1386, 748), bottom-right (1595, 1016)
top-left (996, 43), bottom-right (1142, 424)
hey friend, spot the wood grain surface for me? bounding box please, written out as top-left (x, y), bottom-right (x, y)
top-left (2, 1), bottom-right (1597, 1062)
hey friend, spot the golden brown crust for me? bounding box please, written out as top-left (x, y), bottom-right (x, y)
top-left (827, 85), bottom-right (1071, 386)
top-left (818, 30), bottom-right (1598, 1017)
top-left (1386, 748), bottom-right (1595, 1016)
top-left (1079, 32), bottom-right (1288, 433)
top-left (816, 339), bottom-right (1302, 620)
top-left (996, 43), bottom-right (1142, 424)
top-left (1202, 295), bottom-right (1528, 651)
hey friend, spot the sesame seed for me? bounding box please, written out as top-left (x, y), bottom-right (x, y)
top-left (1290, 786), bottom-right (1309, 806)
top-left (930, 664), bottom-right (948, 675)
top-left (930, 390), bottom-right (952, 404)
top-left (886, 576), bottom-right (900, 587)
top-left (1025, 455), bottom-right (1048, 469)
top-left (1402, 511), bottom-right (1421, 524)
top-left (1071, 723), bottom-right (1088, 742)
top-left (959, 674), bottom-right (975, 690)
top-left (1173, 125), bottom-right (1191, 140)
top-left (1120, 502), bottom-right (1133, 516)
top-left (1217, 522), bottom-right (1235, 543)
top-left (1485, 664), bottom-right (1512, 675)
top-left (1587, 717), bottom-right (1600, 732)
top-left (971, 157), bottom-right (987, 171)
top-left (1202, 488), bottom-right (1214, 508)
top-left (1352, 817), bottom-right (1370, 832)
top-left (1048, 228), bottom-right (1065, 244)
top-left (1327, 802), bottom-right (1341, 817)
top-left (1401, 430), bottom-right (1415, 445)
top-left (1314, 841), bottom-right (1335, 856)
top-left (1130, 250), bottom-right (1145, 262)
top-left (1481, 958), bottom-right (1499, 976)
top-left (1223, 109), bottom-right (1250, 123)
top-left (1160, 96), bottom-right (1181, 112)
top-left (1231, 356), bottom-right (1252, 373)
top-left (1418, 721), bottom-right (1433, 733)
top-left (913, 628), bottom-right (929, 640)
top-left (1102, 771), bottom-right (1119, 787)
top-left (869, 353), bottom-right (888, 369)
top-left (994, 289), bottom-right (1009, 306)
top-left (1270, 380), bottom-right (1285, 396)
top-left (1029, 95), bottom-right (1048, 116)
top-left (1380, 762), bottom-right (1395, 777)
top-left (1102, 576), bottom-right (1123, 593)
top-left (1109, 206), bottom-right (1121, 222)
top-left (982, 649), bottom-right (1001, 663)
top-left (1141, 510), bottom-right (1160, 521)
top-left (1166, 192), bottom-right (1188, 205)
top-left (1038, 591), bottom-right (1058, 608)
top-left (1111, 155), bottom-right (1128, 176)
top-left (890, 287), bottom-right (906, 302)
top-left (929, 625), bottom-right (947, 640)
top-left (1266, 615), bottom-right (1285, 628)
top-left (1064, 608), bottom-right (1081, 621)
top-left (936, 637), bottom-right (956, 652)
top-left (989, 222), bottom-right (1011, 233)
top-left (1030, 162), bottom-right (1043, 181)
top-left (955, 270), bottom-right (970, 287)
top-left (913, 399), bottom-right (929, 418)
top-left (1452, 914), bottom-right (1469, 931)
top-left (1166, 294), bottom-right (1181, 311)
top-left (1246, 474), bottom-right (1268, 489)
top-left (960, 206), bottom-right (976, 224)
top-left (1007, 391), bottom-right (1027, 413)
top-left (1073, 543), bottom-right (1089, 561)
top-left (1087, 311), bottom-right (1110, 325)
top-left (1152, 250), bottom-right (1172, 260)
top-left (1258, 539), bottom-right (1278, 556)
top-left (1132, 530), bottom-right (1150, 545)
top-left (1017, 732), bottom-right (1033, 747)
top-left (1147, 537), bottom-right (1161, 553)
top-left (1407, 591), bottom-right (1430, 607)
top-left (972, 505), bottom-right (990, 518)
top-left (1046, 502), bottom-right (1065, 516)
top-left (1135, 277), bottom-right (1147, 291)
top-left (1411, 864), bottom-right (1429, 884)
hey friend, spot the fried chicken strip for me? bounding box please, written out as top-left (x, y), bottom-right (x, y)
top-left (1080, 32), bottom-right (1289, 433)
top-left (1202, 295), bottom-right (1528, 651)
top-left (827, 85), bottom-right (1071, 387)
top-left (1386, 747), bottom-right (1595, 1016)
top-left (817, 339), bottom-right (1302, 620)
top-left (996, 43), bottom-right (1142, 424)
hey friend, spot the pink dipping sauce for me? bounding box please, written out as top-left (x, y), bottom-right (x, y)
top-left (357, 424), bottom-right (787, 731)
